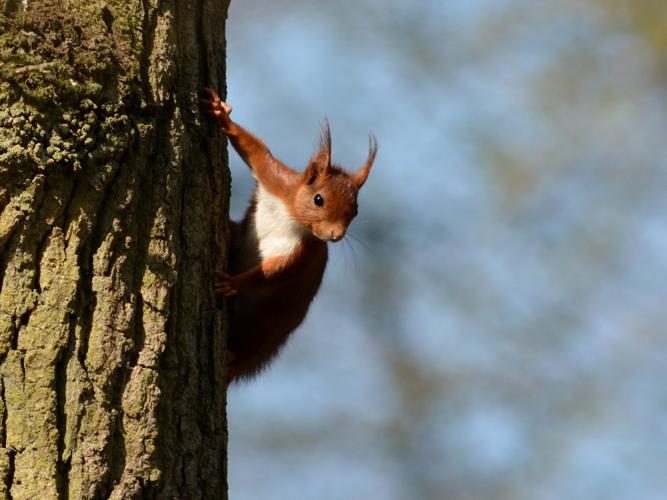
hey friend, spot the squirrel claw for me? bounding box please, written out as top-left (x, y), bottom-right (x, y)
top-left (201, 89), bottom-right (233, 133)
top-left (214, 272), bottom-right (238, 296)
top-left (200, 89), bottom-right (233, 114)
top-left (215, 284), bottom-right (238, 296)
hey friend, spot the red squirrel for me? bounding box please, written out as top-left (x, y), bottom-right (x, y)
top-left (201, 88), bottom-right (377, 382)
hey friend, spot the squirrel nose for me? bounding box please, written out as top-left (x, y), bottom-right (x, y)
top-left (330, 229), bottom-right (345, 242)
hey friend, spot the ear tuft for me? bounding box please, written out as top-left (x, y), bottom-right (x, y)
top-left (354, 133), bottom-right (378, 188)
top-left (304, 117), bottom-right (333, 182)
top-left (320, 117), bottom-right (332, 161)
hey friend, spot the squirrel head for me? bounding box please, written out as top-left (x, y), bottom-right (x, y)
top-left (292, 120), bottom-right (377, 242)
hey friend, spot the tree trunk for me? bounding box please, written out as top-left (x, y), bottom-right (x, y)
top-left (0, 0), bottom-right (230, 497)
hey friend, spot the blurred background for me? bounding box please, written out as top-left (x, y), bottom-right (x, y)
top-left (224, 1), bottom-right (667, 499)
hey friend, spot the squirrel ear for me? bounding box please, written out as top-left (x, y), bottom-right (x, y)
top-left (304, 118), bottom-right (332, 183)
top-left (354, 133), bottom-right (378, 188)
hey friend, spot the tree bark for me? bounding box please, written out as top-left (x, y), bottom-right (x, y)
top-left (0, 0), bottom-right (230, 497)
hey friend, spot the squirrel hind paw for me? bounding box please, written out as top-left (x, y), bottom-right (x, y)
top-left (214, 272), bottom-right (238, 296)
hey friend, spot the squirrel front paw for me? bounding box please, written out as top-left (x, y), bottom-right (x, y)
top-left (201, 87), bottom-right (233, 131)
top-left (214, 271), bottom-right (239, 296)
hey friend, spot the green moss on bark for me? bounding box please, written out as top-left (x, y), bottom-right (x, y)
top-left (0, 0), bottom-right (230, 496)
top-left (0, 0), bottom-right (141, 105)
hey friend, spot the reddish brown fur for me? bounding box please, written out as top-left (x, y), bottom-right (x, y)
top-left (201, 88), bottom-right (377, 382)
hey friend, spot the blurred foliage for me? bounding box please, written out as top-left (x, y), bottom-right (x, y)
top-left (596, 0), bottom-right (667, 60)
top-left (226, 2), bottom-right (667, 500)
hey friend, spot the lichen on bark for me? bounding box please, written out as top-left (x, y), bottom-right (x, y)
top-left (0, 0), bottom-right (230, 497)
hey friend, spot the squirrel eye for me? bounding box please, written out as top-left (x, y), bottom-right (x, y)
top-left (313, 193), bottom-right (324, 207)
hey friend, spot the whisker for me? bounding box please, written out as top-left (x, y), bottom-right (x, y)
top-left (344, 237), bottom-right (361, 278)
top-left (347, 231), bottom-right (371, 253)
top-left (340, 236), bottom-right (350, 274)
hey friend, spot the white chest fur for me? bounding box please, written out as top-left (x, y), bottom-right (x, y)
top-left (252, 185), bottom-right (307, 259)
